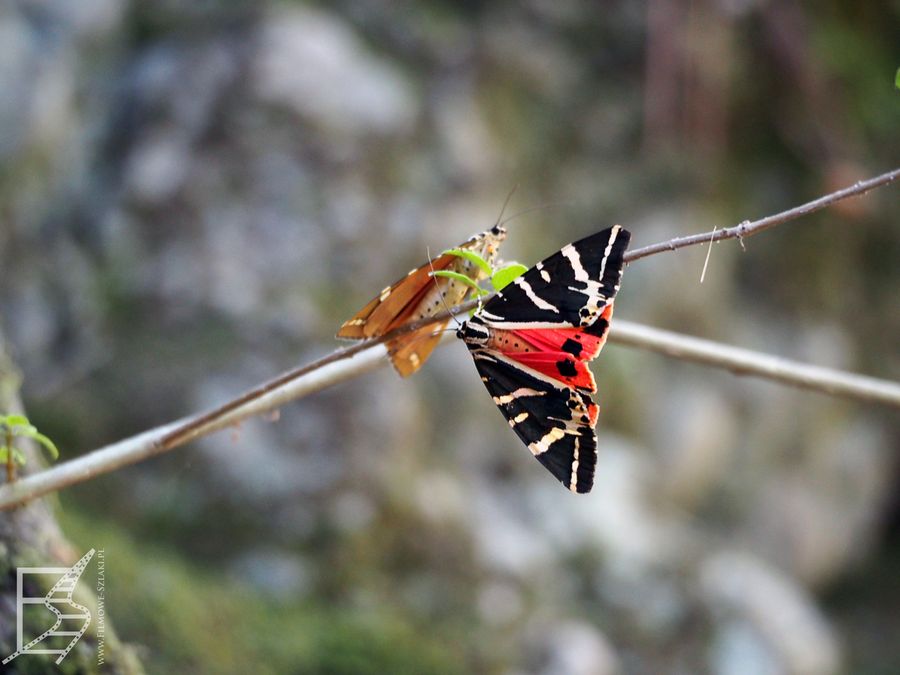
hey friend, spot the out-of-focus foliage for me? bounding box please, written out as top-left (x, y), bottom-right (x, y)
top-left (1, 0), bottom-right (898, 673)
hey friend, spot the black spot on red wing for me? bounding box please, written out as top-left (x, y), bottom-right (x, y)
top-left (557, 359), bottom-right (578, 377)
top-left (562, 338), bottom-right (583, 357)
top-left (583, 318), bottom-right (609, 337)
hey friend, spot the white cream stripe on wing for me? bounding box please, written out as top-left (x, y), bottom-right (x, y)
top-left (509, 411), bottom-right (529, 427)
top-left (562, 224), bottom-right (621, 289)
top-left (513, 277), bottom-right (559, 313)
top-left (528, 426), bottom-right (568, 456)
top-left (476, 307), bottom-right (506, 323)
top-left (536, 261), bottom-right (551, 283)
top-left (596, 225), bottom-right (621, 283)
top-left (562, 245), bottom-right (589, 282)
top-left (561, 245), bottom-right (602, 300)
top-left (569, 435), bottom-right (580, 493)
top-left (492, 387), bottom-right (546, 405)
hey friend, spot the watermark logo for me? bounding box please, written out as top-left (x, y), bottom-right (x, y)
top-left (3, 548), bottom-right (99, 666)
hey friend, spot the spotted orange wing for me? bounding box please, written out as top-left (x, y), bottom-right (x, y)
top-left (337, 252), bottom-right (459, 339)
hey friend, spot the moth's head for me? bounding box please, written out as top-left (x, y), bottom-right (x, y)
top-left (481, 224), bottom-right (507, 263)
top-left (459, 225), bottom-right (507, 277)
top-left (457, 317), bottom-right (490, 347)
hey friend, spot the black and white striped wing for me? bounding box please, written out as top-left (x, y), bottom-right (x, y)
top-left (479, 225), bottom-right (630, 328)
top-left (471, 348), bottom-right (598, 493)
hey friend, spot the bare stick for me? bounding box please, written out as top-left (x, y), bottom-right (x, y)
top-left (0, 167), bottom-right (897, 509)
top-left (160, 340), bottom-right (382, 449)
top-left (0, 343), bottom-right (392, 510)
top-left (623, 167), bottom-right (900, 263)
top-left (609, 321), bottom-right (900, 407)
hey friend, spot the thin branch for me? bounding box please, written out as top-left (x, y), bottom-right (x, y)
top-left (156, 309), bottom-right (462, 452)
top-left (159, 340), bottom-right (383, 449)
top-left (610, 320), bottom-right (900, 407)
top-left (0, 167), bottom-right (897, 510)
top-left (623, 167), bottom-right (900, 263)
top-left (0, 343), bottom-right (392, 510)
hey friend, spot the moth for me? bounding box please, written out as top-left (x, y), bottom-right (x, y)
top-left (337, 225), bottom-right (507, 377)
top-left (456, 225), bottom-right (631, 493)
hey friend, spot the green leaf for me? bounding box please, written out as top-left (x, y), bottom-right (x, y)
top-left (0, 414), bottom-right (60, 461)
top-left (442, 249), bottom-right (493, 277)
top-left (22, 431), bottom-right (59, 461)
top-left (0, 446), bottom-right (7, 462)
top-left (490, 263), bottom-right (529, 291)
top-left (430, 270), bottom-right (483, 291)
top-left (896, 67), bottom-right (900, 90)
top-left (1, 414), bottom-right (29, 428)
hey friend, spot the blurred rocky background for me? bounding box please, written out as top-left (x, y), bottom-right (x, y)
top-left (0, 0), bottom-right (898, 673)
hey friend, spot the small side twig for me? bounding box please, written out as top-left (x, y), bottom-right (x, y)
top-left (699, 226), bottom-right (717, 283)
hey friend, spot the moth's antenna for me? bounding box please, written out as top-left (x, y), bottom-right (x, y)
top-left (498, 200), bottom-right (571, 229)
top-left (426, 246), bottom-right (464, 330)
top-left (493, 184), bottom-right (519, 228)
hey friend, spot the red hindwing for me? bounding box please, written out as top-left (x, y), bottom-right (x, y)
top-left (486, 305), bottom-right (614, 392)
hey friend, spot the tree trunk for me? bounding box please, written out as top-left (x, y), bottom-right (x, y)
top-left (0, 324), bottom-right (144, 674)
